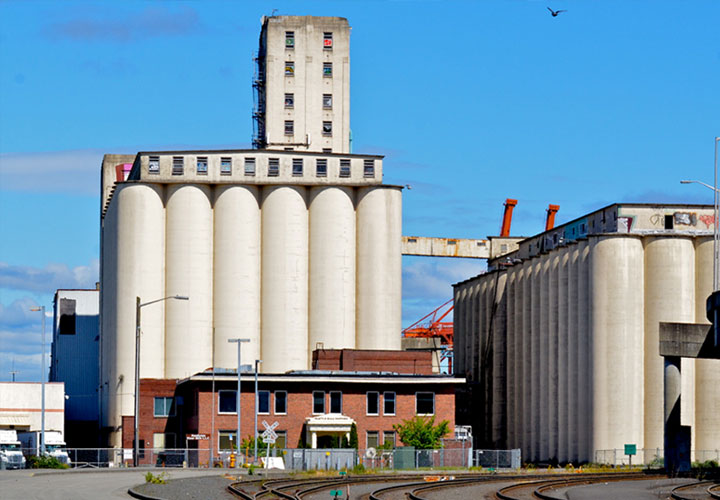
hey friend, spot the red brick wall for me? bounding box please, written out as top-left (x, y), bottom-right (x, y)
top-left (186, 379), bottom-right (456, 453)
top-left (313, 349), bottom-right (433, 375)
top-left (122, 379), bottom-right (178, 451)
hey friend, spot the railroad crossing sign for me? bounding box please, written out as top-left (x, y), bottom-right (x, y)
top-left (262, 420), bottom-right (279, 444)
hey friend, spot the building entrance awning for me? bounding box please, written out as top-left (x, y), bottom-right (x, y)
top-left (0, 413), bottom-right (31, 428)
top-left (305, 414), bottom-right (356, 448)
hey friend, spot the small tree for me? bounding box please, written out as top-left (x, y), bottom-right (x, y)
top-left (393, 416), bottom-right (450, 449)
top-left (349, 423), bottom-right (359, 449)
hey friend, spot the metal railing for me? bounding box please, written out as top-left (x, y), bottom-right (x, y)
top-left (594, 448), bottom-right (720, 466)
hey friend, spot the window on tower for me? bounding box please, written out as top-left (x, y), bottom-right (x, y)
top-left (285, 61), bottom-right (294, 76)
top-left (323, 62), bottom-right (332, 77)
top-left (323, 94), bottom-right (333, 109)
top-left (285, 120), bottom-right (294, 135)
top-left (244, 157), bottom-right (256, 176)
top-left (285, 93), bottom-right (294, 108)
top-left (285, 31), bottom-right (295, 49)
top-left (148, 156), bottom-right (160, 174)
top-left (172, 156), bottom-right (184, 175)
top-left (196, 157), bottom-right (208, 175)
top-left (323, 32), bottom-right (333, 49)
top-left (268, 158), bottom-right (279, 177)
top-left (316, 159), bottom-right (327, 177)
top-left (364, 159), bottom-right (375, 178)
top-left (220, 157), bottom-right (232, 175)
top-left (292, 158), bottom-right (303, 176)
top-left (322, 121), bottom-right (332, 136)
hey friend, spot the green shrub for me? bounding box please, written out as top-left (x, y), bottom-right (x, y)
top-left (351, 463), bottom-right (366, 474)
top-left (28, 455), bottom-right (69, 469)
top-left (144, 471), bottom-right (167, 484)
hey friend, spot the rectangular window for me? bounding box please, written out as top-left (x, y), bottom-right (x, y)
top-left (218, 430), bottom-right (237, 451)
top-left (285, 120), bottom-right (294, 135)
top-left (364, 159), bottom-right (375, 178)
top-left (316, 159), bottom-right (327, 177)
top-left (196, 156), bottom-right (208, 175)
top-left (366, 431), bottom-right (379, 449)
top-left (322, 121), bottom-right (332, 136)
top-left (383, 392), bottom-right (396, 415)
top-left (340, 159), bottom-right (351, 178)
top-left (285, 93), bottom-right (294, 108)
top-left (172, 156), bottom-right (184, 175)
top-left (383, 431), bottom-right (396, 449)
top-left (292, 158), bottom-right (303, 177)
top-left (220, 157), bottom-right (232, 175)
top-left (275, 431), bottom-right (287, 449)
top-left (268, 158), bottom-right (280, 177)
top-left (153, 433), bottom-right (176, 449)
top-left (323, 32), bottom-right (333, 49)
top-left (258, 390), bottom-right (270, 414)
top-left (58, 298), bottom-right (76, 335)
top-left (416, 392), bottom-right (435, 415)
top-left (285, 31), bottom-right (294, 48)
top-left (148, 156), bottom-right (160, 173)
top-left (323, 94), bottom-right (333, 109)
top-left (330, 391), bottom-right (342, 414)
top-left (285, 61), bottom-right (294, 76)
top-left (275, 391), bottom-right (287, 414)
top-left (322, 148), bottom-right (332, 153)
top-left (313, 391), bottom-right (325, 414)
top-left (218, 390), bottom-right (236, 414)
top-left (367, 391), bottom-right (379, 415)
top-left (153, 397), bottom-right (174, 417)
top-left (244, 157), bottom-right (256, 176)
top-left (323, 62), bottom-right (332, 77)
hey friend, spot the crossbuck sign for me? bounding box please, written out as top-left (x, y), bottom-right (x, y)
top-left (262, 420), bottom-right (279, 444)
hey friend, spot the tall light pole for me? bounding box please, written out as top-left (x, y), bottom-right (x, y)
top-left (254, 359), bottom-right (262, 462)
top-left (30, 306), bottom-right (46, 455)
top-left (134, 295), bottom-right (188, 467)
top-left (228, 338), bottom-right (250, 468)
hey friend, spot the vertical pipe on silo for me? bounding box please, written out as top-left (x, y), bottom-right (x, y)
top-left (213, 186), bottom-right (261, 370)
top-left (309, 187), bottom-right (356, 357)
top-left (694, 237), bottom-right (719, 456)
top-left (515, 265), bottom-right (525, 451)
top-left (531, 258), bottom-right (542, 461)
top-left (567, 244), bottom-right (578, 462)
top-left (523, 261), bottom-right (534, 460)
top-left (577, 240), bottom-right (591, 462)
top-left (506, 268), bottom-right (516, 448)
top-left (477, 279), bottom-right (487, 443)
top-left (644, 237), bottom-right (695, 453)
top-left (590, 236), bottom-right (644, 458)
top-left (539, 256), bottom-right (550, 461)
top-left (492, 272), bottom-right (508, 447)
top-left (108, 184), bottom-right (165, 439)
top-left (356, 187), bottom-right (402, 350)
top-left (165, 184), bottom-right (213, 379)
top-left (557, 247), bottom-right (569, 462)
top-left (261, 186), bottom-right (309, 372)
top-left (548, 251), bottom-right (559, 461)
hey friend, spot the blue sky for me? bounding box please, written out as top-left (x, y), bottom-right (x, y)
top-left (1, 0), bottom-right (718, 382)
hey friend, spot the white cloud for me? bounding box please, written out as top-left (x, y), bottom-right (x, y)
top-left (0, 260), bottom-right (99, 294)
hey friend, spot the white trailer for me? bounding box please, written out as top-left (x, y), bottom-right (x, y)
top-left (0, 430), bottom-right (26, 469)
top-left (18, 430), bottom-right (71, 465)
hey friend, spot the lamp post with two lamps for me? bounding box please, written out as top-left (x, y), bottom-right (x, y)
top-left (134, 295), bottom-right (189, 467)
top-left (29, 306), bottom-right (46, 456)
top-left (254, 359), bottom-right (262, 462)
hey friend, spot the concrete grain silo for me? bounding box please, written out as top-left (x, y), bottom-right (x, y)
top-left (454, 203), bottom-right (720, 464)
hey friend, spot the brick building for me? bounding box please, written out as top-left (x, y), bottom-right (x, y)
top-left (123, 350), bottom-right (464, 465)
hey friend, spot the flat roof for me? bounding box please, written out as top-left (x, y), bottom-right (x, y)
top-left (180, 370), bottom-right (465, 385)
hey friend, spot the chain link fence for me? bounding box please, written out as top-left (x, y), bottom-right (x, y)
top-left (594, 449), bottom-right (720, 466)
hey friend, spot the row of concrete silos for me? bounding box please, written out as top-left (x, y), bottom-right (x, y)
top-left (454, 234), bottom-right (719, 463)
top-left (101, 182), bottom-right (401, 427)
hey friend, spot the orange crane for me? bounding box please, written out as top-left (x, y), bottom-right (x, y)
top-left (402, 299), bottom-right (455, 371)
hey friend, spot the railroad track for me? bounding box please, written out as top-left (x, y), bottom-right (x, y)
top-left (228, 472), bottom-right (653, 500)
top-left (670, 480), bottom-right (720, 500)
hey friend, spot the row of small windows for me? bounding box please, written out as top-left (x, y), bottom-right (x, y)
top-left (284, 120), bottom-right (333, 137)
top-left (214, 390), bottom-right (433, 417)
top-left (215, 429), bottom-right (393, 451)
top-left (285, 61), bottom-right (333, 77)
top-left (149, 156), bottom-right (375, 178)
top-left (285, 31), bottom-right (333, 49)
top-left (284, 93), bottom-right (333, 109)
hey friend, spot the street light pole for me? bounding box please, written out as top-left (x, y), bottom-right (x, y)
top-left (30, 306), bottom-right (46, 455)
top-left (254, 359), bottom-right (262, 462)
top-left (228, 338), bottom-right (250, 468)
top-left (134, 295), bottom-right (188, 467)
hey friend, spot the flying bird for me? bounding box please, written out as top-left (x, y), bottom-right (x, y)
top-left (547, 7), bottom-right (567, 17)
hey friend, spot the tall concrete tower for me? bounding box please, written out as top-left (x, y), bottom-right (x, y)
top-left (253, 16), bottom-right (351, 153)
